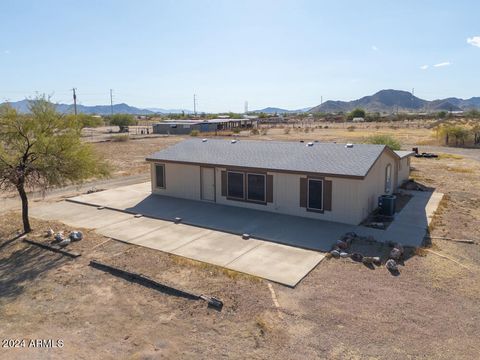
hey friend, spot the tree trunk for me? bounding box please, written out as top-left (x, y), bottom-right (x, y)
top-left (17, 183), bottom-right (31, 233)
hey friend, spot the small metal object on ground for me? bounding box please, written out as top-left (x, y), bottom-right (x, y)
top-left (242, 233), bottom-right (250, 240)
top-left (174, 217), bottom-right (182, 223)
top-left (23, 239), bottom-right (81, 258)
top-left (134, 214), bottom-right (143, 218)
top-left (89, 260), bottom-right (223, 310)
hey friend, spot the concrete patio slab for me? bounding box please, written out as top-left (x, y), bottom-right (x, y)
top-left (96, 216), bottom-right (170, 242)
top-left (228, 242), bottom-right (324, 285)
top-left (131, 224), bottom-right (215, 252)
top-left (30, 202), bottom-right (133, 229)
top-left (30, 200), bottom-right (324, 286)
top-left (171, 232), bottom-right (263, 267)
top-left (68, 182), bottom-right (443, 250)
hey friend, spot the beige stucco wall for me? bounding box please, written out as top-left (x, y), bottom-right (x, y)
top-left (214, 168), bottom-right (364, 225)
top-left (397, 157), bottom-right (411, 185)
top-left (150, 161), bottom-right (366, 225)
top-left (358, 150), bottom-right (398, 220)
top-left (151, 162), bottom-right (200, 200)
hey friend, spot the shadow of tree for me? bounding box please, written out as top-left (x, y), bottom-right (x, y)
top-left (0, 236), bottom-right (68, 301)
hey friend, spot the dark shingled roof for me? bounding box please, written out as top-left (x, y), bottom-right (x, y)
top-left (146, 139), bottom-right (394, 178)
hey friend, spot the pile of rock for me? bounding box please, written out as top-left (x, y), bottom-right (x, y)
top-left (385, 243), bottom-right (404, 273)
top-left (47, 229), bottom-right (83, 248)
top-left (329, 232), bottom-right (405, 275)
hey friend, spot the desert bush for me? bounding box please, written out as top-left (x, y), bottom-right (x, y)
top-left (105, 114), bottom-right (137, 127)
top-left (250, 128), bottom-right (260, 135)
top-left (260, 128), bottom-right (268, 135)
top-left (347, 125), bottom-right (355, 132)
top-left (284, 127), bottom-right (291, 135)
top-left (366, 134), bottom-right (401, 150)
top-left (190, 129), bottom-right (199, 136)
top-left (232, 128), bottom-right (241, 134)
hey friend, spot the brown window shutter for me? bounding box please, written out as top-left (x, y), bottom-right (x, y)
top-left (299, 178), bottom-right (307, 207)
top-left (266, 175), bottom-right (273, 203)
top-left (323, 180), bottom-right (332, 211)
top-left (221, 171), bottom-right (227, 196)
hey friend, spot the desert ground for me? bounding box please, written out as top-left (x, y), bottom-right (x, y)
top-left (1, 122), bottom-right (479, 359)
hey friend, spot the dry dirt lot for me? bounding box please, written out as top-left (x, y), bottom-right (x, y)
top-left (256, 121), bottom-right (437, 146)
top-left (89, 121), bottom-right (439, 178)
top-left (1, 124), bottom-right (480, 359)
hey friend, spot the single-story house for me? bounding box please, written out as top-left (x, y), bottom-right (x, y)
top-left (146, 139), bottom-right (414, 225)
top-left (152, 119), bottom-right (257, 135)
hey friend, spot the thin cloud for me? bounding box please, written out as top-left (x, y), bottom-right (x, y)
top-left (467, 36), bottom-right (480, 48)
top-left (420, 65), bottom-right (429, 70)
top-left (433, 61), bottom-right (451, 67)
top-left (371, 45), bottom-right (379, 51)
top-left (4, 50), bottom-right (10, 54)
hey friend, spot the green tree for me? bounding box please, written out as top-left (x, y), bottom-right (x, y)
top-left (105, 114), bottom-right (137, 129)
top-left (0, 97), bottom-right (110, 233)
top-left (348, 108), bottom-right (366, 120)
top-left (366, 134), bottom-right (401, 150)
top-left (437, 111), bottom-right (447, 119)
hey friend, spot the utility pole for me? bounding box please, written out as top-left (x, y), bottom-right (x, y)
top-left (193, 94), bottom-right (197, 116)
top-left (244, 101), bottom-right (248, 114)
top-left (321, 96), bottom-right (323, 105)
top-left (72, 88), bottom-right (77, 116)
top-left (110, 89), bottom-right (114, 116)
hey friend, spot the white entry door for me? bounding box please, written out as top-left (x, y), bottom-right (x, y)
top-left (201, 167), bottom-right (215, 201)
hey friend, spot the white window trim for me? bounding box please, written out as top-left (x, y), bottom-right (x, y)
top-left (307, 178), bottom-right (324, 211)
top-left (155, 164), bottom-right (166, 189)
top-left (227, 171), bottom-right (245, 199)
top-left (246, 173), bottom-right (266, 203)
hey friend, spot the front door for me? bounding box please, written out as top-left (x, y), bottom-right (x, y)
top-left (201, 167), bottom-right (215, 201)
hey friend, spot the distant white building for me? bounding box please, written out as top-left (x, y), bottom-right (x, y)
top-left (352, 117), bottom-right (365, 122)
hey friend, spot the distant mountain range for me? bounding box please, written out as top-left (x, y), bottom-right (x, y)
top-left (1, 99), bottom-right (192, 115)
top-left (252, 106), bottom-right (312, 114)
top-left (308, 89), bottom-right (480, 113)
top-left (3, 89), bottom-right (479, 115)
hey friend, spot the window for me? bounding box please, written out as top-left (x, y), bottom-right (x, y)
top-left (227, 172), bottom-right (244, 199)
top-left (385, 164), bottom-right (392, 193)
top-left (307, 179), bottom-right (323, 211)
top-left (247, 173), bottom-right (266, 202)
top-left (155, 164), bottom-right (165, 188)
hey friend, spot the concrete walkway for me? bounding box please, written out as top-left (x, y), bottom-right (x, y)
top-left (30, 201), bottom-right (324, 287)
top-left (68, 183), bottom-right (443, 250)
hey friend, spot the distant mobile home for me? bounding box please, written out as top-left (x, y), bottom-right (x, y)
top-left (152, 118), bottom-right (257, 135)
top-left (146, 139), bottom-right (413, 225)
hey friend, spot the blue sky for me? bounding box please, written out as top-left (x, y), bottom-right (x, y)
top-left (1, 0), bottom-right (479, 112)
